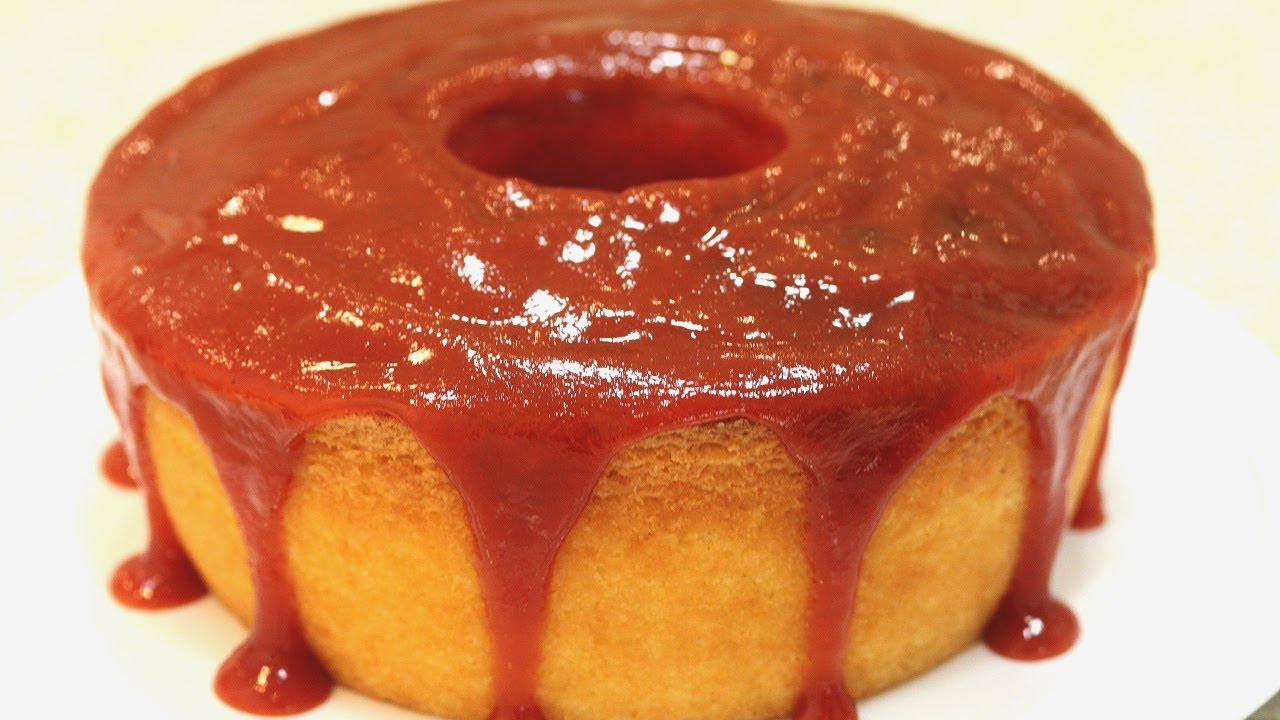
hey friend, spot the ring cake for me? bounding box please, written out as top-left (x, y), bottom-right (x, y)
top-left (84, 0), bottom-right (1155, 718)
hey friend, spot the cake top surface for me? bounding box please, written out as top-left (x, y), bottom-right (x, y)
top-left (84, 0), bottom-right (1153, 419)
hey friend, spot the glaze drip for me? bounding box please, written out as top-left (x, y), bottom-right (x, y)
top-left (766, 397), bottom-right (970, 717)
top-left (101, 439), bottom-right (137, 489)
top-left (101, 363), bottom-right (206, 609)
top-left (85, 0), bottom-right (1154, 717)
top-left (192, 406), bottom-right (333, 714)
top-left (1070, 327), bottom-right (1136, 531)
top-left (410, 417), bottom-right (618, 719)
top-left (792, 681), bottom-right (857, 720)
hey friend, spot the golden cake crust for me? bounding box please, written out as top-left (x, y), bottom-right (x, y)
top-left (143, 359), bottom-right (1115, 720)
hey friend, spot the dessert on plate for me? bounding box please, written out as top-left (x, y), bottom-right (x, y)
top-left (84, 0), bottom-right (1154, 718)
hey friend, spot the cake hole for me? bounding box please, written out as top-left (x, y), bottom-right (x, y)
top-left (446, 78), bottom-right (787, 192)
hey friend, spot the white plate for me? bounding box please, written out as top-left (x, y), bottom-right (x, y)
top-left (1, 273), bottom-right (1277, 719)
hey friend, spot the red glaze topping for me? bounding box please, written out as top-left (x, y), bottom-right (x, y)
top-left (1072, 459), bottom-right (1108, 530)
top-left (84, 0), bottom-right (1154, 717)
top-left (101, 364), bottom-right (207, 610)
top-left (100, 440), bottom-right (137, 489)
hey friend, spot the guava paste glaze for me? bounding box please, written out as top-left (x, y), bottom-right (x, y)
top-left (85, 0), bottom-right (1154, 717)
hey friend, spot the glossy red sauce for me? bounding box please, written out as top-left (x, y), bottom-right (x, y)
top-left (100, 440), bottom-right (137, 489)
top-left (101, 363), bottom-right (207, 609)
top-left (84, 0), bottom-right (1154, 717)
top-left (447, 77), bottom-right (788, 192)
top-left (1071, 455), bottom-right (1108, 530)
top-left (1070, 326), bottom-right (1135, 531)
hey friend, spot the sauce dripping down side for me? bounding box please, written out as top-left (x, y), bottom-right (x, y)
top-left (194, 408), bottom-right (332, 715)
top-left (100, 353), bottom-right (206, 609)
top-left (408, 416), bottom-right (618, 720)
top-left (101, 342), bottom-right (333, 714)
top-left (1071, 456), bottom-right (1107, 530)
top-left (774, 397), bottom-right (972, 720)
top-left (100, 440), bottom-right (138, 489)
top-left (1070, 327), bottom-right (1136, 531)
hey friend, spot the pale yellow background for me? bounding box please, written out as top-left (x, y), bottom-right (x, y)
top-left (2, 0), bottom-right (1278, 354)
